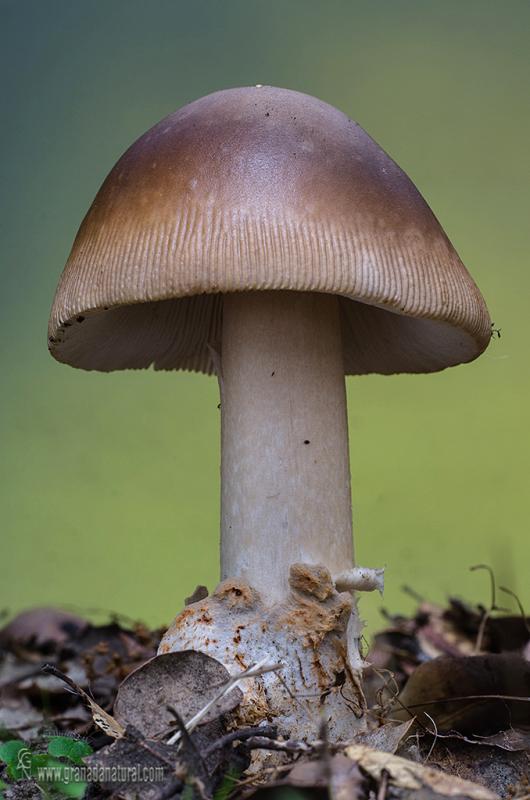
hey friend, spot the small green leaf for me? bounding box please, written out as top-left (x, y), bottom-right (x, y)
top-left (0, 740), bottom-right (89, 798)
top-left (32, 755), bottom-right (88, 798)
top-left (31, 753), bottom-right (58, 769)
top-left (0, 740), bottom-right (33, 779)
top-left (214, 767), bottom-right (240, 800)
top-left (17, 748), bottom-right (52, 781)
top-left (50, 777), bottom-right (88, 799)
top-left (0, 740), bottom-right (26, 767)
top-left (47, 737), bottom-right (93, 765)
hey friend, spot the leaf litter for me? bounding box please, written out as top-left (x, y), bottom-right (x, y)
top-left (0, 570), bottom-right (528, 800)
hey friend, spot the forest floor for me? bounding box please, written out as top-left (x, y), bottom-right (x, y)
top-left (1, 571), bottom-right (528, 800)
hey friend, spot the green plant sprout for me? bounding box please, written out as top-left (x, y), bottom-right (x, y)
top-left (0, 736), bottom-right (93, 799)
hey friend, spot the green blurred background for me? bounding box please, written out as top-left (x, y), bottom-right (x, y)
top-left (1, 0), bottom-right (528, 637)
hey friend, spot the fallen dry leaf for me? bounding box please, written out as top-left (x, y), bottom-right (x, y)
top-left (0, 608), bottom-right (88, 650)
top-left (43, 663), bottom-right (126, 738)
top-left (394, 653), bottom-right (530, 734)
top-left (255, 752), bottom-right (364, 800)
top-left (84, 736), bottom-right (183, 800)
top-left (345, 743), bottom-right (499, 799)
top-left (114, 650), bottom-right (242, 739)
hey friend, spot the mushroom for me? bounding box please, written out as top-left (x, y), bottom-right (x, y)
top-left (48, 86), bottom-right (491, 739)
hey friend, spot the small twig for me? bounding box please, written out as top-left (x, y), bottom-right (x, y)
top-left (412, 726), bottom-right (513, 749)
top-left (202, 725), bottom-right (277, 757)
top-left (367, 664), bottom-right (433, 735)
top-left (376, 768), bottom-right (389, 800)
top-left (422, 712), bottom-right (438, 764)
top-left (167, 707), bottom-right (203, 760)
top-left (474, 609), bottom-right (491, 653)
top-left (405, 693), bottom-right (530, 708)
top-left (42, 664), bottom-right (87, 696)
top-left (499, 586), bottom-right (530, 635)
top-left (470, 564), bottom-right (498, 651)
top-left (368, 664), bottom-right (402, 718)
top-left (470, 564), bottom-right (498, 609)
top-left (469, 564), bottom-right (512, 651)
top-left (167, 706), bottom-right (209, 795)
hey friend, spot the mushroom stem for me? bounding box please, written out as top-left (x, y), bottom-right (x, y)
top-left (220, 290), bottom-right (354, 603)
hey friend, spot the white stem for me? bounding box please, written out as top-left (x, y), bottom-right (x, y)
top-left (220, 291), bottom-right (354, 603)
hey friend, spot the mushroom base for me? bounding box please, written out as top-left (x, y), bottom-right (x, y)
top-left (158, 563), bottom-right (366, 741)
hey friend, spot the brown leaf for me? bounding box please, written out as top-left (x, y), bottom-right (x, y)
top-left (262, 753), bottom-right (364, 800)
top-left (394, 653), bottom-right (530, 734)
top-left (0, 608), bottom-right (88, 650)
top-left (113, 650), bottom-right (242, 739)
top-left (345, 744), bottom-right (499, 799)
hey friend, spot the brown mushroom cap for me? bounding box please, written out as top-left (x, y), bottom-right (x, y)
top-left (48, 85), bottom-right (491, 374)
